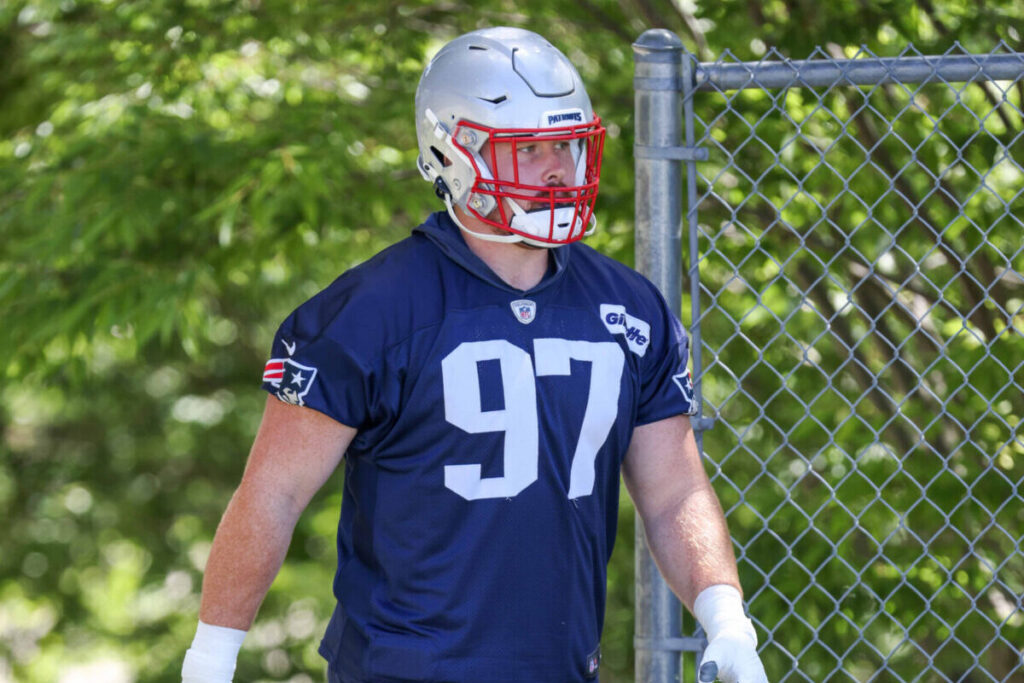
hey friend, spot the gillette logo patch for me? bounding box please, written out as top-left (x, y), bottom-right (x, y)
top-left (601, 304), bottom-right (651, 357)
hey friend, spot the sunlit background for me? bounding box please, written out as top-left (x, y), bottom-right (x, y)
top-left (2, 0), bottom-right (1022, 681)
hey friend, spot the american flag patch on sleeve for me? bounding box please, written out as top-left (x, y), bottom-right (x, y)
top-left (263, 359), bottom-right (285, 385)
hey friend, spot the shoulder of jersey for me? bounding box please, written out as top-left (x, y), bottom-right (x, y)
top-left (568, 242), bottom-right (663, 304)
top-left (293, 234), bottom-right (445, 341)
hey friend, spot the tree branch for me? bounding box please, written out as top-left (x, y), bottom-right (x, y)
top-left (626, 0), bottom-right (669, 32)
top-left (915, 0), bottom-right (1017, 135)
top-left (841, 84), bottom-right (999, 342)
top-left (666, 0), bottom-right (712, 61)
top-left (574, 0), bottom-right (637, 45)
top-left (792, 261), bottom-right (917, 457)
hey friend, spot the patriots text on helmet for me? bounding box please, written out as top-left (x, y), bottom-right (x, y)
top-left (545, 111), bottom-right (584, 125)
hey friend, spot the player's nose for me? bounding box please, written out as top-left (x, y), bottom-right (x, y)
top-left (538, 142), bottom-right (570, 185)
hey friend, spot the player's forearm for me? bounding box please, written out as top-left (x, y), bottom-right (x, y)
top-left (198, 483), bottom-right (302, 629)
top-left (640, 482), bottom-right (741, 611)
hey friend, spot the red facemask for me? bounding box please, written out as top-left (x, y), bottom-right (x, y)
top-left (450, 116), bottom-right (606, 245)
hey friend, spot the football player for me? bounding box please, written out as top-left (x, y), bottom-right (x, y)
top-left (182, 27), bottom-right (768, 683)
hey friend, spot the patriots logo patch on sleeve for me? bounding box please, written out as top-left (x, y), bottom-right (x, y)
top-left (263, 358), bottom-right (318, 407)
top-left (672, 369), bottom-right (696, 412)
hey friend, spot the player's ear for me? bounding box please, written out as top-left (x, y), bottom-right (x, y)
top-left (430, 146), bottom-right (453, 167)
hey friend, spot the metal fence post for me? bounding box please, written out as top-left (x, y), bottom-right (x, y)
top-left (632, 28), bottom-right (685, 683)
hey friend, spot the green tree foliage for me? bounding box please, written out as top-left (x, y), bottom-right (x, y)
top-left (1, 0), bottom-right (1021, 681)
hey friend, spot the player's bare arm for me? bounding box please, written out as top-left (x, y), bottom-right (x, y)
top-left (183, 397), bottom-right (355, 682)
top-left (624, 414), bottom-right (768, 682)
top-left (622, 413), bottom-right (739, 609)
top-left (201, 396), bottom-right (354, 628)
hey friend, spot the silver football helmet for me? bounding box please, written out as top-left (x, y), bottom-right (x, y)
top-left (415, 27), bottom-right (605, 247)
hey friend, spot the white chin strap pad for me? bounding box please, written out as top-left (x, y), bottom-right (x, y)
top-left (509, 206), bottom-right (585, 244)
top-left (445, 197), bottom-right (596, 249)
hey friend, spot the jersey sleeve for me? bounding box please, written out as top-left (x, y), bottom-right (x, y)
top-left (635, 293), bottom-right (698, 425)
top-left (260, 294), bottom-right (388, 431)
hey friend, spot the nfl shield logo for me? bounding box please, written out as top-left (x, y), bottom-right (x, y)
top-left (584, 645), bottom-right (601, 679)
top-left (510, 299), bottom-right (537, 325)
top-left (271, 358), bottom-right (318, 407)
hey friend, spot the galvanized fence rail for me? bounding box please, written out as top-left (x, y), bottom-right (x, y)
top-left (633, 31), bottom-right (1024, 682)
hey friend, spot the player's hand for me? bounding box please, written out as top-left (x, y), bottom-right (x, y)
top-left (181, 648), bottom-right (235, 683)
top-left (698, 629), bottom-right (768, 683)
top-left (181, 621), bottom-right (246, 683)
top-left (693, 584), bottom-right (768, 682)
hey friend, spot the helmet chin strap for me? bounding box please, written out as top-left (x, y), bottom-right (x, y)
top-left (443, 194), bottom-right (525, 245)
top-left (445, 194), bottom-right (596, 249)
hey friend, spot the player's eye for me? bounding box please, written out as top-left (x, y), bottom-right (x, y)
top-left (516, 142), bottom-right (537, 154)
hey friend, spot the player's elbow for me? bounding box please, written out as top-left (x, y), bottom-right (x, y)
top-left (229, 475), bottom-right (308, 531)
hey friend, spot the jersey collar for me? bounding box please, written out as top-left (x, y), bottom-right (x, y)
top-left (414, 211), bottom-right (571, 294)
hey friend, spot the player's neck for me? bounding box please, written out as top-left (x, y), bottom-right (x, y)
top-left (463, 232), bottom-right (551, 291)
top-left (454, 207), bottom-right (553, 291)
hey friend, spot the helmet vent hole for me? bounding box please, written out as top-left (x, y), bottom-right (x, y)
top-left (468, 45), bottom-right (488, 50)
top-left (478, 95), bottom-right (507, 104)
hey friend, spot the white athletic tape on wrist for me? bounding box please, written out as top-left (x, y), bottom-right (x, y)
top-left (693, 584), bottom-right (757, 646)
top-left (181, 621), bottom-right (247, 683)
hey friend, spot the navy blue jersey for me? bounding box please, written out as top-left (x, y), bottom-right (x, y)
top-left (261, 212), bottom-right (696, 682)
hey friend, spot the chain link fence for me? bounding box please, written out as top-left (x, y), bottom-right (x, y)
top-left (634, 34), bottom-right (1024, 682)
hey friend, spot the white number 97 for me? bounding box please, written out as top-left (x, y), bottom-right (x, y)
top-left (441, 338), bottom-right (624, 501)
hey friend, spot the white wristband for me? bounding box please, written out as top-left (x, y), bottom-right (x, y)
top-left (693, 584), bottom-right (757, 646)
top-left (182, 621), bottom-right (247, 683)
